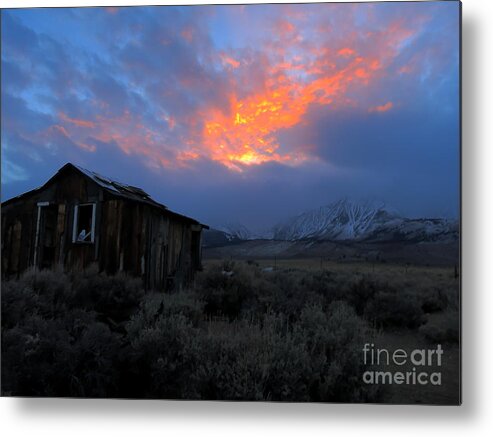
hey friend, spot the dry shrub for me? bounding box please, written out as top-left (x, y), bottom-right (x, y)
top-left (195, 261), bottom-right (268, 319)
top-left (72, 265), bottom-right (144, 320)
top-left (364, 290), bottom-right (425, 329)
top-left (419, 310), bottom-right (460, 344)
top-left (421, 287), bottom-right (449, 313)
top-left (2, 259), bottom-right (453, 401)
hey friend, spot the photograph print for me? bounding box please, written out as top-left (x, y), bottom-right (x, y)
top-left (1, 1), bottom-right (461, 404)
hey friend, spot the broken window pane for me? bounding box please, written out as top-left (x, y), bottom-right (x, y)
top-left (73, 204), bottom-right (95, 243)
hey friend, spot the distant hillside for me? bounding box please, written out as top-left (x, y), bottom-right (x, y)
top-left (271, 199), bottom-right (458, 243)
top-left (202, 228), bottom-right (242, 248)
top-left (205, 199), bottom-right (458, 247)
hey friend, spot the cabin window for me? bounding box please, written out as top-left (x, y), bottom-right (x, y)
top-left (72, 203), bottom-right (96, 243)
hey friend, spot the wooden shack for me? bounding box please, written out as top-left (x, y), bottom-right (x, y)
top-left (1, 163), bottom-right (208, 290)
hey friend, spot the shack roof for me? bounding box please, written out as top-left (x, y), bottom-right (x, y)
top-left (2, 163), bottom-right (208, 228)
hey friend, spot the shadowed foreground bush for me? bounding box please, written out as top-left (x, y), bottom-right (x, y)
top-left (419, 309), bottom-right (460, 344)
top-left (365, 290), bottom-right (425, 329)
top-left (123, 298), bottom-right (380, 401)
top-left (2, 261), bottom-right (455, 400)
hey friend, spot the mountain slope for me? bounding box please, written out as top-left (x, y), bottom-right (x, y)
top-left (207, 199), bottom-right (458, 246)
top-left (217, 223), bottom-right (255, 240)
top-left (202, 228), bottom-right (242, 248)
top-left (271, 199), bottom-right (458, 242)
top-left (272, 199), bottom-right (397, 240)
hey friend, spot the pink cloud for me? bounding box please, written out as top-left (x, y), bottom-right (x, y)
top-left (369, 102), bottom-right (394, 113)
top-left (58, 112), bottom-right (95, 128)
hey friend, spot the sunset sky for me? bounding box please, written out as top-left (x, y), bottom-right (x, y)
top-left (1, 2), bottom-right (460, 230)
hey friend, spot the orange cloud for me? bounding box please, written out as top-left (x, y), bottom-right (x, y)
top-left (337, 47), bottom-right (356, 57)
top-left (275, 20), bottom-right (296, 37)
top-left (369, 101), bottom-right (394, 113)
top-left (41, 125), bottom-right (96, 152)
top-left (44, 13), bottom-right (418, 173)
top-left (181, 27), bottom-right (194, 43)
top-left (399, 65), bottom-right (412, 74)
top-left (77, 142), bottom-right (97, 152)
top-left (48, 124), bottom-right (70, 137)
top-left (220, 53), bottom-right (241, 69)
top-left (59, 112), bottom-right (96, 128)
top-left (184, 15), bottom-right (422, 171)
top-left (199, 52), bottom-right (388, 171)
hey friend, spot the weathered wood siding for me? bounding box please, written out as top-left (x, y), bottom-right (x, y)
top-left (2, 166), bottom-right (203, 291)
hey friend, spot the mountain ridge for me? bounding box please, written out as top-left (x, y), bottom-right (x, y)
top-left (204, 199), bottom-right (458, 247)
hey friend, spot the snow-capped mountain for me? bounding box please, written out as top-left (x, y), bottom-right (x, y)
top-left (363, 217), bottom-right (459, 243)
top-left (272, 199), bottom-right (397, 241)
top-left (271, 199), bottom-right (458, 242)
top-left (217, 223), bottom-right (255, 240)
top-left (203, 223), bottom-right (260, 248)
top-left (205, 199), bottom-right (458, 247)
top-left (202, 228), bottom-right (242, 247)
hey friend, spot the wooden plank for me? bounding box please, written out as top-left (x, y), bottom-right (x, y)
top-left (56, 203), bottom-right (66, 266)
top-left (10, 221), bottom-right (22, 274)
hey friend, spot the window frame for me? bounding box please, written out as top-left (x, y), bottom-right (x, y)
top-left (72, 202), bottom-right (96, 244)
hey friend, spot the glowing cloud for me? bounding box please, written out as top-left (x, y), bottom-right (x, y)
top-left (1, 3), bottom-right (456, 178)
top-left (219, 53), bottom-right (241, 69)
top-left (191, 16), bottom-right (417, 171)
top-left (59, 112), bottom-right (96, 128)
top-left (369, 102), bottom-right (394, 113)
top-left (337, 47), bottom-right (356, 57)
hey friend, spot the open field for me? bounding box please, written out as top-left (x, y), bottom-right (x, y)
top-left (2, 256), bottom-right (460, 403)
top-left (204, 256), bottom-right (458, 277)
top-left (203, 256), bottom-right (460, 308)
top-left (204, 239), bottom-right (459, 267)
top-left (202, 256), bottom-right (461, 404)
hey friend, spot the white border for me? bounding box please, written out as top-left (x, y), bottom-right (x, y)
top-left (1, 0), bottom-right (493, 436)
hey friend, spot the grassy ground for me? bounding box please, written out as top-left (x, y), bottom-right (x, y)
top-left (2, 260), bottom-right (460, 403)
top-left (224, 256), bottom-right (453, 272)
top-left (204, 257), bottom-right (461, 404)
top-left (204, 257), bottom-right (459, 295)
top-left (203, 239), bottom-right (459, 267)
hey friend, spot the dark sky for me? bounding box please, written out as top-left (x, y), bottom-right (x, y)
top-left (1, 2), bottom-right (460, 231)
